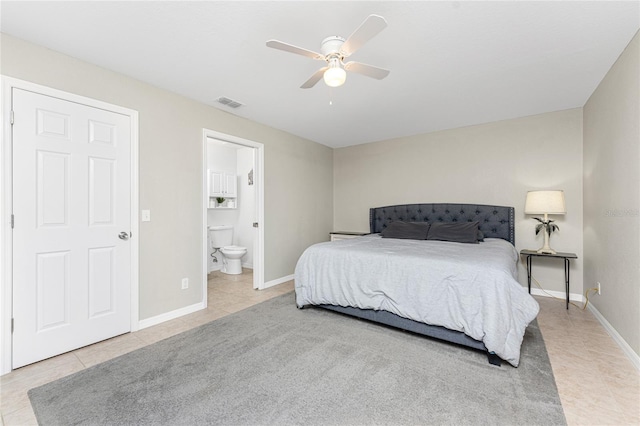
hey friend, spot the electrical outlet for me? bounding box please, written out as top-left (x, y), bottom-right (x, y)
top-left (597, 282), bottom-right (601, 295)
top-left (181, 278), bottom-right (189, 290)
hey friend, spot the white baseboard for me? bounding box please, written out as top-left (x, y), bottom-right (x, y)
top-left (530, 287), bottom-right (584, 302)
top-left (587, 303), bottom-right (640, 372)
top-left (242, 262), bottom-right (253, 269)
top-left (263, 274), bottom-right (294, 289)
top-left (137, 300), bottom-right (205, 330)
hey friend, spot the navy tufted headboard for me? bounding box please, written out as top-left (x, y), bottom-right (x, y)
top-left (369, 203), bottom-right (515, 245)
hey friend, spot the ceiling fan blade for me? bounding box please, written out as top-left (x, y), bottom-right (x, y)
top-left (344, 61), bottom-right (390, 80)
top-left (340, 14), bottom-right (388, 57)
top-left (266, 40), bottom-right (324, 60)
top-left (300, 67), bottom-right (328, 89)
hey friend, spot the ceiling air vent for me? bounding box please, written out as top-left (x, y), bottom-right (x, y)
top-left (216, 96), bottom-right (244, 109)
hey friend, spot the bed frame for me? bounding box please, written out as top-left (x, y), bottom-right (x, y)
top-left (310, 203), bottom-right (515, 366)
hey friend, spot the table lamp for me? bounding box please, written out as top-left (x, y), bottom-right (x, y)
top-left (524, 190), bottom-right (566, 254)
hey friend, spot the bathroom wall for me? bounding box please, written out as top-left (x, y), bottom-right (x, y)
top-left (206, 140), bottom-right (255, 271)
top-left (207, 142), bottom-right (237, 175)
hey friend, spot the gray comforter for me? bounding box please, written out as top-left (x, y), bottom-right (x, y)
top-left (294, 235), bottom-right (539, 367)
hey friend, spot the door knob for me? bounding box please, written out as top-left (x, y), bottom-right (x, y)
top-left (118, 232), bottom-right (130, 240)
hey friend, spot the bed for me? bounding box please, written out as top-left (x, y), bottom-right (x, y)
top-left (294, 203), bottom-right (539, 367)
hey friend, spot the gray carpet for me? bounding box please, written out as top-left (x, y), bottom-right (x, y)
top-left (29, 292), bottom-right (566, 425)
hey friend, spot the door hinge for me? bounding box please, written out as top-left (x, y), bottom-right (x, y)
top-left (11, 318), bottom-right (14, 333)
top-left (10, 110), bottom-right (14, 125)
top-left (253, 222), bottom-right (259, 228)
top-left (10, 214), bottom-right (14, 229)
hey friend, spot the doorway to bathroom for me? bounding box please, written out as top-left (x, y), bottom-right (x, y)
top-left (202, 129), bottom-right (264, 301)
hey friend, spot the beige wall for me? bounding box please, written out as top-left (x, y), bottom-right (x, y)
top-left (334, 109), bottom-right (584, 296)
top-left (584, 32), bottom-right (640, 356)
top-left (1, 34), bottom-right (333, 320)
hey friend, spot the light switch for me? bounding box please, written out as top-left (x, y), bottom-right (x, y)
top-left (141, 210), bottom-right (151, 222)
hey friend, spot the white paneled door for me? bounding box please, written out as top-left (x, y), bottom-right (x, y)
top-left (12, 88), bottom-right (131, 368)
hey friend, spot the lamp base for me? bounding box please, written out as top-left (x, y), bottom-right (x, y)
top-left (537, 224), bottom-right (557, 254)
top-left (537, 247), bottom-right (557, 255)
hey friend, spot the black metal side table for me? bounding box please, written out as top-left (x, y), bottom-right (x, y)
top-left (520, 250), bottom-right (578, 309)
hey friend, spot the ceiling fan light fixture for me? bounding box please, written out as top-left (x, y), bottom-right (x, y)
top-left (266, 14), bottom-right (389, 89)
top-left (323, 61), bottom-right (346, 87)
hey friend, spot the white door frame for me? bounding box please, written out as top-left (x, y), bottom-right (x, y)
top-left (202, 129), bottom-right (264, 294)
top-left (0, 76), bottom-right (140, 375)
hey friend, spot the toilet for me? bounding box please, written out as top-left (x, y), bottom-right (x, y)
top-left (208, 225), bottom-right (247, 275)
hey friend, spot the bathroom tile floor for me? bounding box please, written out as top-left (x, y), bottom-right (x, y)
top-left (1, 273), bottom-right (638, 425)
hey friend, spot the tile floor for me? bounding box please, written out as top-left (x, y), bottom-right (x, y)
top-left (1, 271), bottom-right (638, 425)
top-left (536, 296), bottom-right (640, 425)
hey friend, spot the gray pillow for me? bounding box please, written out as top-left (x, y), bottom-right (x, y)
top-left (380, 221), bottom-right (430, 240)
top-left (427, 221), bottom-right (479, 244)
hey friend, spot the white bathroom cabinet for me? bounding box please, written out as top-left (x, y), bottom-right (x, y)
top-left (209, 171), bottom-right (237, 198)
top-left (208, 170), bottom-right (238, 209)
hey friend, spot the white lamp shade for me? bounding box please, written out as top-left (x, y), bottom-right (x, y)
top-left (323, 67), bottom-right (346, 87)
top-left (524, 190), bottom-right (566, 214)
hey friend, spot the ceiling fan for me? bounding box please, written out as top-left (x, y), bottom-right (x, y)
top-left (266, 14), bottom-right (390, 89)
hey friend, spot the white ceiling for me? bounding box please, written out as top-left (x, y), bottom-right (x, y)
top-left (1, 1), bottom-right (638, 148)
